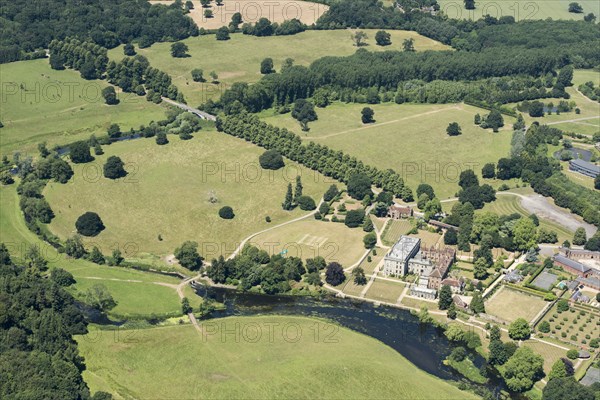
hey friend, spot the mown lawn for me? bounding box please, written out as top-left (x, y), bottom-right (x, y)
top-left (43, 130), bottom-right (330, 259)
top-left (364, 278), bottom-right (405, 303)
top-left (250, 218), bottom-right (364, 267)
top-left (485, 286), bottom-right (547, 323)
top-left (111, 30), bottom-right (450, 106)
top-left (0, 59), bottom-right (167, 156)
top-left (261, 102), bottom-right (514, 199)
top-left (78, 316), bottom-right (475, 399)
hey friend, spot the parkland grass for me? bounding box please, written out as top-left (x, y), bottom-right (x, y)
top-left (250, 219), bottom-right (365, 267)
top-left (438, 0), bottom-right (600, 21)
top-left (261, 102), bottom-right (514, 199)
top-left (0, 59), bottom-right (167, 156)
top-left (111, 30), bottom-right (450, 106)
top-left (43, 130), bottom-right (330, 260)
top-left (78, 315), bottom-right (474, 399)
top-left (0, 184), bottom-right (184, 316)
top-left (484, 286), bottom-right (547, 323)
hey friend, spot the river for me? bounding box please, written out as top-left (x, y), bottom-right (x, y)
top-left (193, 285), bottom-right (510, 396)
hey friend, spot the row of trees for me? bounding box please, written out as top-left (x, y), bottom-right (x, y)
top-left (106, 55), bottom-right (184, 103)
top-left (217, 111), bottom-right (413, 200)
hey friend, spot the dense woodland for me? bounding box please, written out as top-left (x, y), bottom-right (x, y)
top-left (0, 0), bottom-right (198, 63)
top-left (0, 244), bottom-right (111, 399)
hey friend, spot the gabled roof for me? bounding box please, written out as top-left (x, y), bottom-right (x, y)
top-left (569, 158), bottom-right (600, 174)
top-left (553, 254), bottom-right (591, 273)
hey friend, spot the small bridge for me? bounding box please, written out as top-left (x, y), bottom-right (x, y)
top-left (161, 97), bottom-right (217, 121)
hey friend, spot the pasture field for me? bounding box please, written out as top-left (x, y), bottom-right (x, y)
top-left (484, 286), bottom-right (547, 323)
top-left (249, 219), bottom-right (364, 267)
top-left (150, 0), bottom-right (329, 29)
top-left (261, 102), bottom-right (514, 199)
top-left (43, 130), bottom-right (330, 260)
top-left (438, 0), bottom-right (600, 21)
top-left (110, 30), bottom-right (450, 106)
top-left (479, 192), bottom-right (575, 243)
top-left (572, 69), bottom-right (600, 87)
top-left (73, 278), bottom-right (180, 317)
top-left (365, 278), bottom-right (405, 303)
top-left (77, 315), bottom-right (474, 400)
top-left (381, 219), bottom-right (414, 246)
top-left (0, 59), bottom-right (167, 156)
top-left (551, 120), bottom-right (599, 137)
top-left (0, 184), bottom-right (184, 316)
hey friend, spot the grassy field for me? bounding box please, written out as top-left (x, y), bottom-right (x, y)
top-left (522, 340), bottom-right (574, 375)
top-left (485, 286), bottom-right (547, 323)
top-left (110, 30), bottom-right (450, 106)
top-left (364, 278), bottom-right (405, 303)
top-left (0, 59), bottom-right (167, 156)
top-left (249, 219), bottom-right (364, 267)
top-left (43, 130), bottom-right (330, 260)
top-left (73, 278), bottom-right (180, 317)
top-left (78, 315), bottom-right (474, 400)
top-left (438, 0), bottom-right (600, 21)
top-left (479, 192), bottom-right (575, 243)
top-left (150, 0), bottom-right (329, 29)
top-left (261, 102), bottom-right (514, 199)
top-left (0, 184), bottom-right (184, 316)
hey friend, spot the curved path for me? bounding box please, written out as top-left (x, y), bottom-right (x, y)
top-left (438, 191), bottom-right (596, 237)
top-left (175, 199), bottom-right (324, 333)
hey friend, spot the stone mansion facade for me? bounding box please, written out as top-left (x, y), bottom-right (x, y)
top-left (383, 236), bottom-right (456, 299)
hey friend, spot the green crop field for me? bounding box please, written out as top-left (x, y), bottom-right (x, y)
top-left (250, 219), bottom-right (365, 267)
top-left (0, 59), bottom-right (167, 156)
top-left (78, 315), bottom-right (473, 399)
top-left (0, 184), bottom-right (183, 316)
top-left (110, 30), bottom-right (450, 107)
top-left (43, 130), bottom-right (330, 260)
top-left (261, 102), bottom-right (514, 199)
top-left (438, 0), bottom-right (600, 21)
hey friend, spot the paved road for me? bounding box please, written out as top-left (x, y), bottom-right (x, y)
top-left (437, 191), bottom-right (596, 237)
top-left (546, 116), bottom-right (599, 125)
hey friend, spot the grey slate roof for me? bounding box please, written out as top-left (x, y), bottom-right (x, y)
top-left (553, 254), bottom-right (591, 273)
